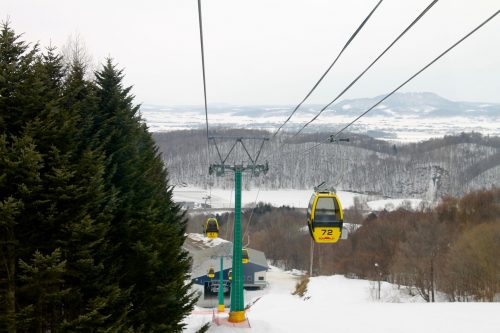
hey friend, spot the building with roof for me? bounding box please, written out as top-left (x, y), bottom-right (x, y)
top-left (184, 233), bottom-right (268, 307)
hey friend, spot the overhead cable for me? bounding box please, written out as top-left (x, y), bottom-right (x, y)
top-left (293, 0), bottom-right (439, 137)
top-left (298, 9), bottom-right (500, 158)
top-left (272, 0), bottom-right (384, 137)
top-left (242, 178), bottom-right (263, 242)
top-left (197, 0), bottom-right (211, 157)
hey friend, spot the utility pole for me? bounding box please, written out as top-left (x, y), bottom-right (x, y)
top-left (218, 255), bottom-right (225, 312)
top-left (231, 167), bottom-right (244, 322)
top-left (209, 136), bottom-right (268, 323)
top-left (210, 254), bottom-right (232, 313)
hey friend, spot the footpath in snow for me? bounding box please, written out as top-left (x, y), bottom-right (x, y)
top-left (183, 266), bottom-right (500, 333)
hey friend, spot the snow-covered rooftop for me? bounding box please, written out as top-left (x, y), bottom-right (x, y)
top-left (184, 233), bottom-right (268, 279)
top-left (185, 233), bottom-right (230, 250)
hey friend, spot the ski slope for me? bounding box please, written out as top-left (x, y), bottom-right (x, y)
top-left (183, 266), bottom-right (500, 333)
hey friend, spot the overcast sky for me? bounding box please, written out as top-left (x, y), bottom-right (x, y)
top-left (3, 0), bottom-right (500, 106)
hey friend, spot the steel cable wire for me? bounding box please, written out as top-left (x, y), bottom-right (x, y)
top-left (293, 0), bottom-right (440, 137)
top-left (283, 9), bottom-right (500, 162)
top-left (272, 0), bottom-right (384, 137)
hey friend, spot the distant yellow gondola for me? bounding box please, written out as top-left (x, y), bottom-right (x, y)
top-left (204, 217), bottom-right (219, 239)
top-left (242, 248), bottom-right (249, 264)
top-left (208, 267), bottom-right (215, 279)
top-left (307, 186), bottom-right (343, 243)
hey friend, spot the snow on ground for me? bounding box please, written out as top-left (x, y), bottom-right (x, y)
top-left (174, 187), bottom-right (363, 209)
top-left (183, 266), bottom-right (500, 333)
top-left (174, 187), bottom-right (323, 209)
top-left (174, 186), bottom-right (425, 212)
top-left (142, 107), bottom-right (500, 142)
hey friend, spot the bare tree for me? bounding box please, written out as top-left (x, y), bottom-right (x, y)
top-left (61, 32), bottom-right (95, 79)
top-left (444, 221), bottom-right (500, 301)
top-left (391, 215), bottom-right (449, 302)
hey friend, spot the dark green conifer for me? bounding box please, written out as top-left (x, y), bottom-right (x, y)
top-left (24, 53), bottom-right (130, 332)
top-left (94, 59), bottom-right (195, 332)
top-left (1, 24), bottom-right (194, 332)
top-left (40, 45), bottom-right (66, 99)
top-left (0, 22), bottom-right (45, 332)
top-left (17, 249), bottom-right (67, 332)
top-left (0, 134), bottom-right (43, 333)
top-left (0, 22), bottom-right (44, 136)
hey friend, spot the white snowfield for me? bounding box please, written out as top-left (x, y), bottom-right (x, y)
top-left (183, 266), bottom-right (500, 333)
top-left (141, 103), bottom-right (500, 143)
top-left (173, 186), bottom-right (428, 212)
top-left (174, 187), bottom-right (328, 209)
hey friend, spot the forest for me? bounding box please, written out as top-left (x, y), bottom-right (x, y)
top-left (154, 129), bottom-right (500, 200)
top-left (0, 23), bottom-right (194, 332)
top-left (188, 187), bottom-right (500, 302)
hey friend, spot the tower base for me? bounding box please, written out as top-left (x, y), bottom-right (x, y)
top-left (228, 310), bottom-right (246, 323)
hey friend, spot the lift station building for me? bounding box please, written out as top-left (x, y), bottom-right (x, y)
top-left (184, 233), bottom-right (268, 307)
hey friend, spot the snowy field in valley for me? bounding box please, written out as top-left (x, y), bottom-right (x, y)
top-left (174, 187), bottom-right (350, 209)
top-left (183, 266), bottom-right (500, 333)
top-left (173, 186), bottom-right (424, 211)
top-left (141, 98), bottom-right (500, 143)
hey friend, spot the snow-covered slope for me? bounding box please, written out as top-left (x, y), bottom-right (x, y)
top-left (183, 266), bottom-right (500, 333)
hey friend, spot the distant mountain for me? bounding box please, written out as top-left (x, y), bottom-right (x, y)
top-left (140, 92), bottom-right (500, 142)
top-left (333, 92), bottom-right (500, 118)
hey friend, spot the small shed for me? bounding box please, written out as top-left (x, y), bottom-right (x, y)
top-left (242, 248), bottom-right (268, 289)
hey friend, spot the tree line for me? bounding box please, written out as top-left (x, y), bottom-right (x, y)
top-left (154, 129), bottom-right (500, 200)
top-left (331, 187), bottom-right (500, 302)
top-left (0, 23), bottom-right (194, 332)
top-left (192, 188), bottom-right (499, 302)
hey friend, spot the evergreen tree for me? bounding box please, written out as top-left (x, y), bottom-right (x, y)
top-left (17, 249), bottom-right (67, 332)
top-left (22, 54), bottom-right (131, 331)
top-left (0, 21), bottom-right (45, 332)
top-left (0, 24), bottom-right (127, 331)
top-left (0, 22), bottom-right (44, 136)
top-left (0, 134), bottom-right (43, 333)
top-left (1, 23), bottom-right (194, 331)
top-left (94, 59), bottom-right (195, 331)
top-left (40, 45), bottom-right (66, 100)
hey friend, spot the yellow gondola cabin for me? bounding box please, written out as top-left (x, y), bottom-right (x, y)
top-left (307, 190), bottom-right (343, 243)
top-left (204, 217), bottom-right (219, 239)
top-left (207, 267), bottom-right (215, 279)
top-left (242, 248), bottom-right (249, 264)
